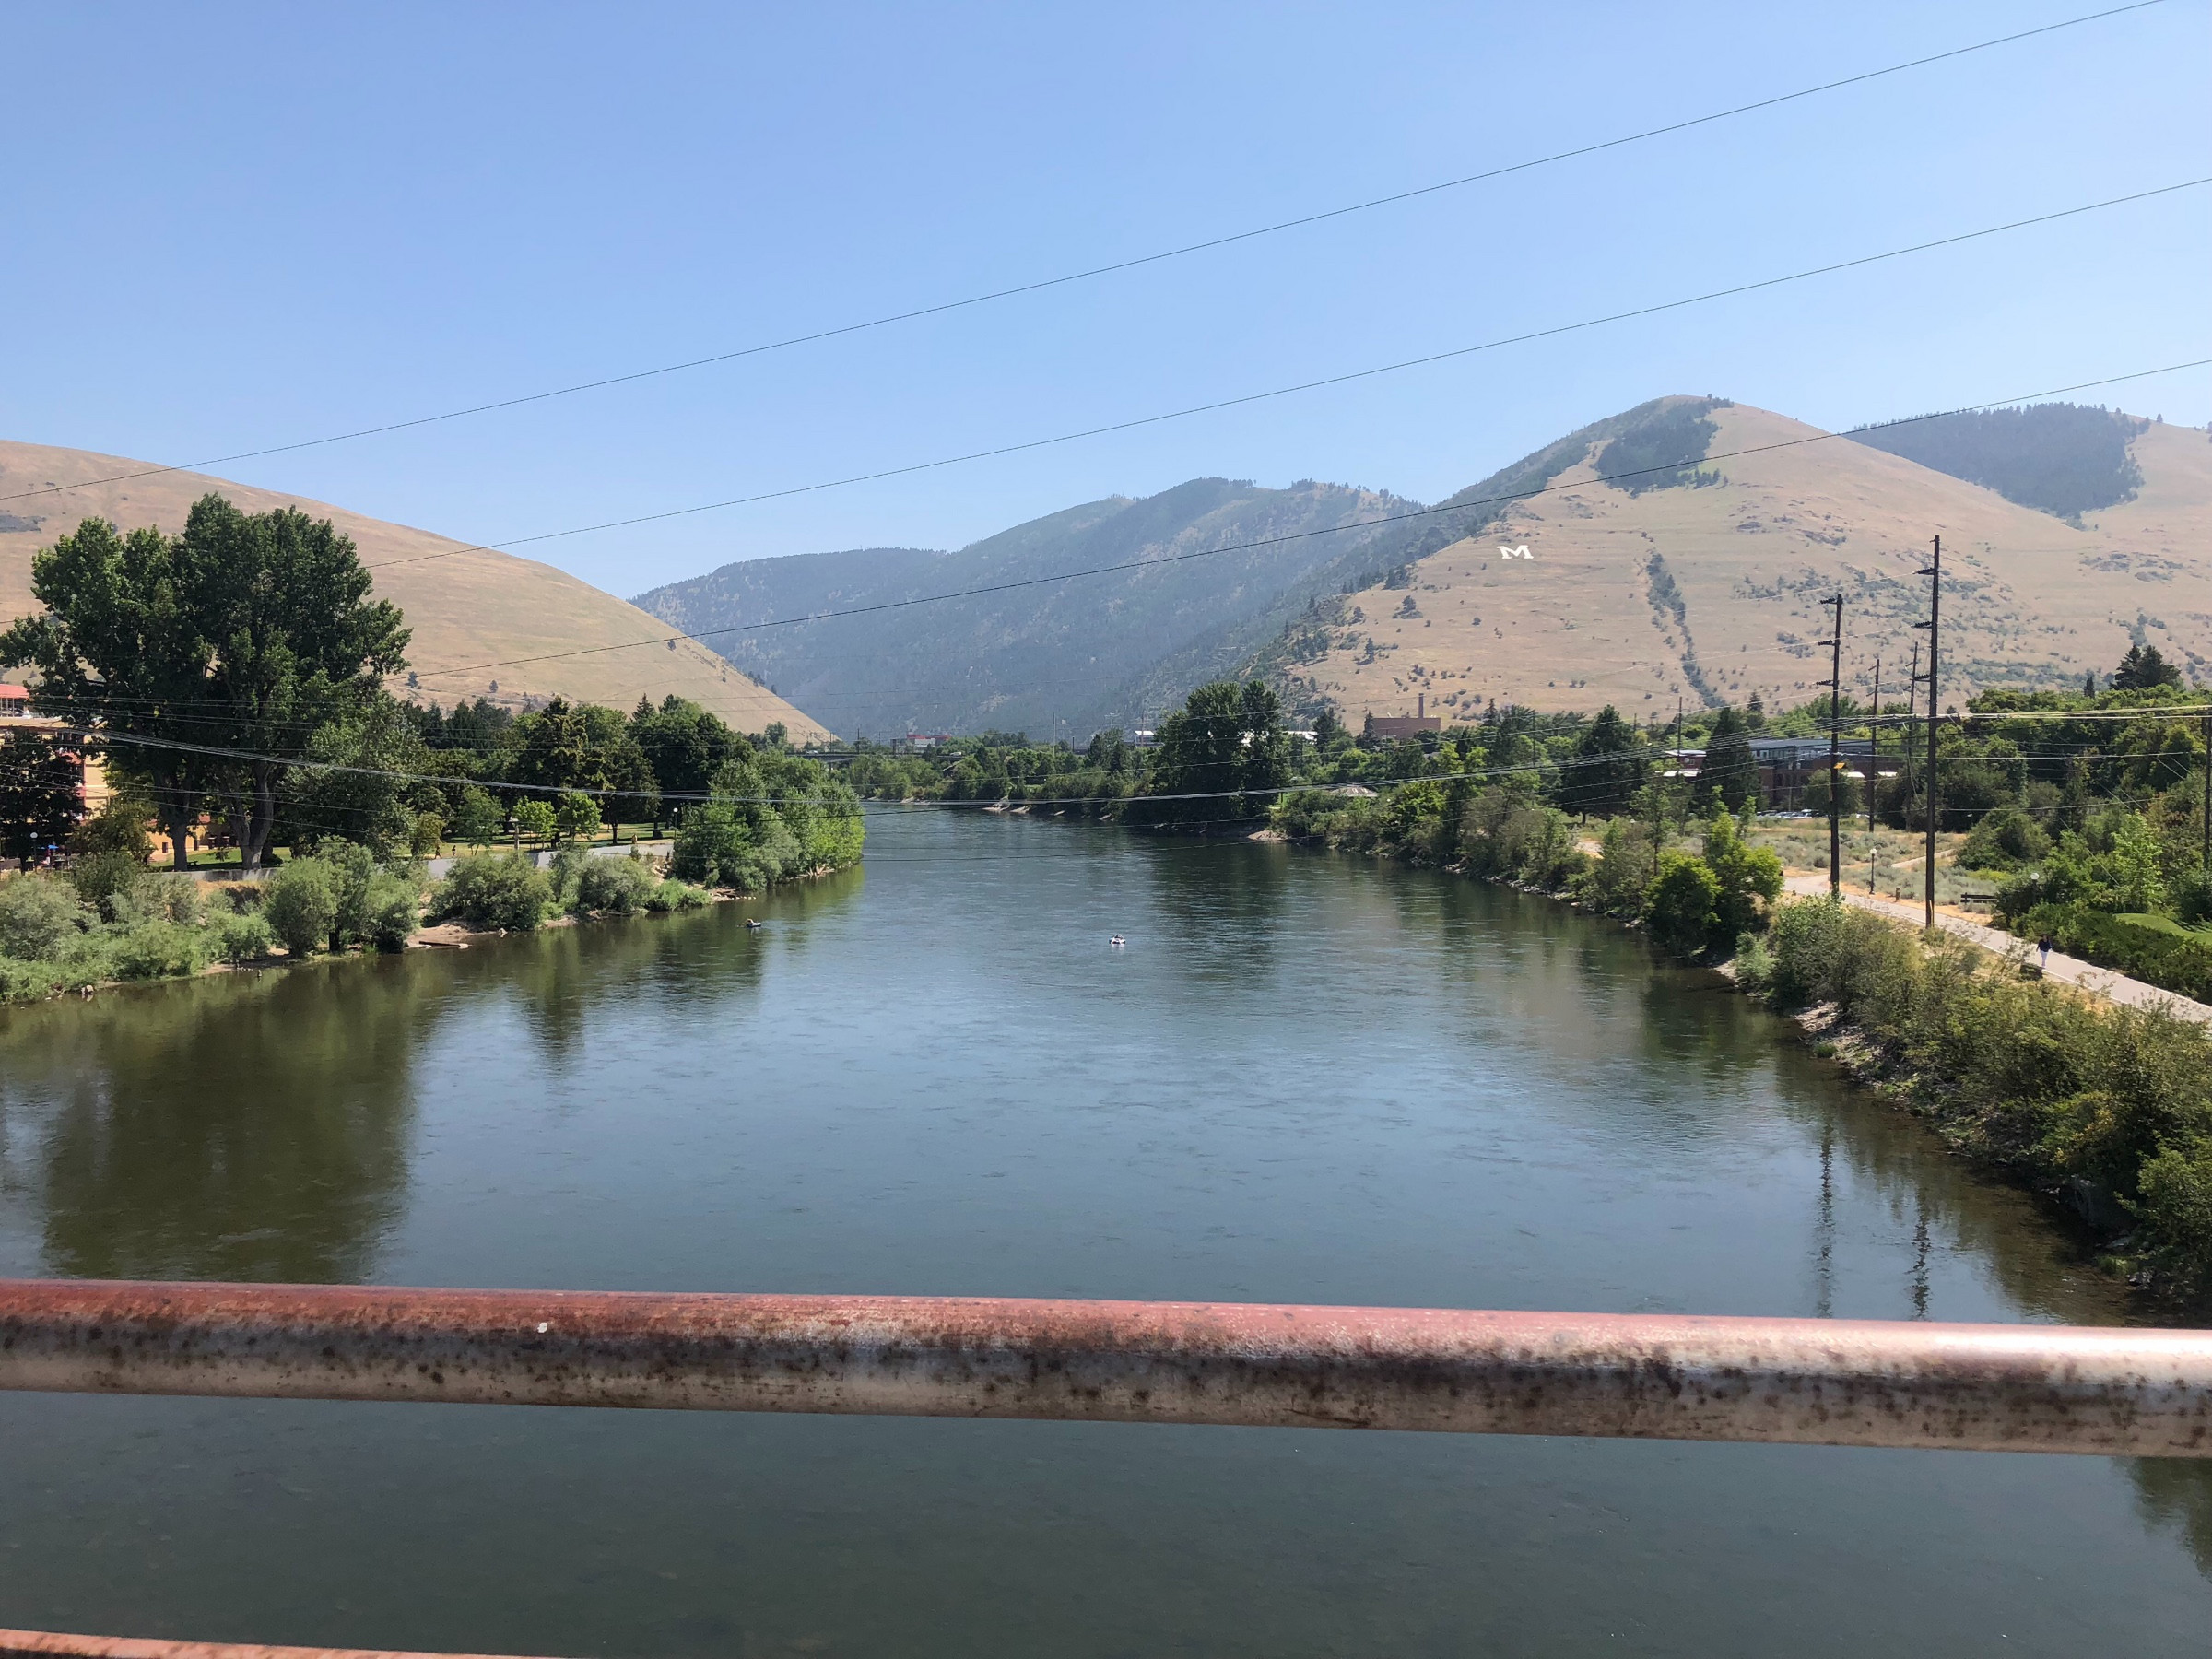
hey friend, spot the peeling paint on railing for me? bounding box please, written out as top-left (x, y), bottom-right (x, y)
top-left (4, 1278), bottom-right (2208, 1456)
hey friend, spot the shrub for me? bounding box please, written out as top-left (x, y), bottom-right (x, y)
top-left (1959, 804), bottom-right (2053, 872)
top-left (322, 843), bottom-right (380, 951)
top-left (265, 858), bottom-right (339, 957)
top-left (576, 857), bottom-right (655, 914)
top-left (1757, 892), bottom-right (2212, 1290)
top-left (0, 956), bottom-right (65, 1001)
top-left (69, 849), bottom-right (145, 921)
top-left (1733, 931), bottom-right (1775, 993)
top-left (110, 919), bottom-right (211, 981)
top-left (213, 879), bottom-right (265, 912)
top-left (435, 853), bottom-right (552, 931)
top-left (67, 796), bottom-right (152, 860)
top-left (2011, 901), bottom-right (2212, 1003)
top-left (643, 878), bottom-right (710, 912)
top-left (2136, 1142), bottom-right (2212, 1287)
top-left (547, 841), bottom-right (593, 910)
top-left (1643, 852), bottom-right (1721, 956)
top-left (1703, 810), bottom-right (1783, 943)
top-left (1575, 818), bottom-right (1654, 917)
top-left (216, 909), bottom-right (276, 964)
top-left (0, 872), bottom-right (92, 959)
top-left (362, 871), bottom-right (422, 951)
top-left (112, 872), bottom-right (206, 928)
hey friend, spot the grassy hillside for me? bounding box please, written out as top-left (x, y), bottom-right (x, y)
top-left (634, 480), bottom-right (1423, 741)
top-left (0, 439), bottom-right (831, 741)
top-left (1283, 402), bottom-right (2212, 723)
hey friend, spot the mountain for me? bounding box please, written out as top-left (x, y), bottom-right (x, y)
top-left (632, 478), bottom-right (1426, 741)
top-left (1280, 400), bottom-right (2212, 724)
top-left (0, 439), bottom-right (832, 742)
top-left (646, 394), bottom-right (2212, 738)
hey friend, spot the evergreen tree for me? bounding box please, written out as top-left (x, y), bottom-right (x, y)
top-left (1695, 707), bottom-right (1760, 814)
top-left (2113, 642), bottom-right (2183, 690)
top-left (1566, 704), bottom-right (1647, 818)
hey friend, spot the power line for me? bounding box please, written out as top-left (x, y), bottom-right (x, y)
top-left (411, 354), bottom-right (2212, 680)
top-left (372, 179), bottom-right (2208, 593)
top-left (0, 1), bottom-right (2171, 510)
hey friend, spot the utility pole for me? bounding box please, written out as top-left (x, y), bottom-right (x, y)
top-left (1914, 536), bottom-right (1941, 930)
top-left (1867, 654), bottom-right (1881, 895)
top-left (1818, 594), bottom-right (1844, 895)
top-left (1671, 694), bottom-right (1685, 849)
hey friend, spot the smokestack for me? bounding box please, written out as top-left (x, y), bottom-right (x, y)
top-left (1418, 691), bottom-right (1425, 719)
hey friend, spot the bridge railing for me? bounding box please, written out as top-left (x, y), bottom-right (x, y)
top-left (6, 1277), bottom-right (2208, 1456)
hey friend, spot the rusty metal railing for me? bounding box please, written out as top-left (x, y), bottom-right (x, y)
top-left (4, 1277), bottom-right (2209, 1456)
top-left (0, 1632), bottom-right (547, 1659)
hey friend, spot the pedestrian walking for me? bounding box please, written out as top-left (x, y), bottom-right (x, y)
top-left (2037, 934), bottom-right (2053, 973)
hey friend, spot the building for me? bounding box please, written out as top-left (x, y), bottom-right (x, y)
top-left (1364, 692), bottom-right (1443, 743)
top-left (1748, 736), bottom-right (1877, 806)
top-left (0, 685), bottom-right (111, 855)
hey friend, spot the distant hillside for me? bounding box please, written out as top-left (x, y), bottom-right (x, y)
top-left (1848, 402), bottom-right (2147, 521)
top-left (0, 439), bottom-right (832, 741)
top-left (633, 479), bottom-right (1426, 741)
top-left (1285, 403), bottom-right (2212, 724)
top-left (626, 395), bottom-right (2211, 737)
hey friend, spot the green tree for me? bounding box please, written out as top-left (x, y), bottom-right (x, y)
top-left (629, 696), bottom-right (746, 814)
top-left (554, 791), bottom-right (603, 841)
top-left (1695, 706), bottom-right (1760, 815)
top-left (1565, 704), bottom-right (1647, 818)
top-left (0, 728), bottom-right (83, 867)
top-left (278, 692), bottom-right (428, 859)
top-left (512, 797), bottom-right (557, 843)
top-left (0, 501), bottom-right (409, 873)
top-left (1702, 808), bottom-right (1783, 942)
top-left (449, 787), bottom-right (503, 844)
top-left (2114, 642), bottom-right (2184, 690)
top-left (68, 794), bottom-right (152, 860)
top-left (1132, 680), bottom-right (1287, 826)
top-left (1, 519), bottom-right (218, 866)
top-left (1643, 851), bottom-right (1722, 955)
top-left (265, 858), bottom-right (339, 957)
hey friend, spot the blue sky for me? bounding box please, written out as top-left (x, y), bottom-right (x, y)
top-left (4, 1), bottom-right (2206, 598)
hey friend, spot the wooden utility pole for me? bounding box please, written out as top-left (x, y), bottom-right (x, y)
top-left (1820, 594), bottom-right (1844, 896)
top-left (1867, 654), bottom-right (1881, 895)
top-left (1915, 537), bottom-right (1941, 930)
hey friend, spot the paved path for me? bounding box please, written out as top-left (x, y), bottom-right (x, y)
top-left (1780, 872), bottom-right (2212, 1025)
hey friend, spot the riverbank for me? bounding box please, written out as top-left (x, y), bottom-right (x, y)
top-left (1255, 787), bottom-right (2212, 1302)
top-left (0, 846), bottom-right (790, 1007)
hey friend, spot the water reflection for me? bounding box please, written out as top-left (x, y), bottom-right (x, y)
top-left (1, 963), bottom-right (426, 1281)
top-left (2136, 1461), bottom-right (2212, 1575)
top-left (0, 818), bottom-right (2206, 1651)
top-left (0, 891), bottom-right (841, 1282)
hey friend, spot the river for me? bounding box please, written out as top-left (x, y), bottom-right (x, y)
top-left (1, 809), bottom-right (2207, 1655)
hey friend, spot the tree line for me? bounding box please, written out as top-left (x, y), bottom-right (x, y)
top-left (0, 496), bottom-right (859, 877)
